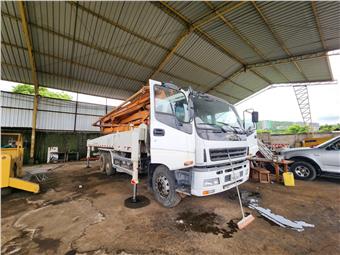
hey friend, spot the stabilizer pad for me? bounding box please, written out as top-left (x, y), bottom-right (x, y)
top-left (124, 195), bottom-right (150, 209)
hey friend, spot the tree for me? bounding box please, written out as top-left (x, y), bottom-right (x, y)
top-left (285, 124), bottom-right (310, 134)
top-left (319, 124), bottom-right (340, 132)
top-left (12, 84), bottom-right (72, 100)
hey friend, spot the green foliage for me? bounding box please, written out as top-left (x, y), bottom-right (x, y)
top-left (285, 124), bottom-right (310, 134)
top-left (318, 124), bottom-right (340, 132)
top-left (12, 84), bottom-right (72, 100)
top-left (256, 129), bottom-right (271, 134)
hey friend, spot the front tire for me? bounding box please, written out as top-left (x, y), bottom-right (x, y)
top-left (290, 161), bottom-right (317, 181)
top-left (152, 165), bottom-right (181, 208)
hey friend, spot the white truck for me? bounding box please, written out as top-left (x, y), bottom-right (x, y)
top-left (87, 80), bottom-right (258, 207)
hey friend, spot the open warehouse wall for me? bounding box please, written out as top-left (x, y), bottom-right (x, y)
top-left (1, 91), bottom-right (110, 163)
top-left (1, 92), bottom-right (108, 132)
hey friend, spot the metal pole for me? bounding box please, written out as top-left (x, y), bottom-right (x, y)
top-left (17, 1), bottom-right (39, 163)
top-left (30, 93), bottom-right (38, 162)
top-left (74, 93), bottom-right (78, 131)
top-left (132, 184), bottom-right (137, 202)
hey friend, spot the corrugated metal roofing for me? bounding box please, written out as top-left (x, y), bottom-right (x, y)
top-left (1, 1), bottom-right (340, 103)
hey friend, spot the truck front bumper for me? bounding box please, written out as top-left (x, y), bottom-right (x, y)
top-left (191, 159), bottom-right (249, 196)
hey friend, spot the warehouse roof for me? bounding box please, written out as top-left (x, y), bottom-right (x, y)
top-left (1, 1), bottom-right (340, 103)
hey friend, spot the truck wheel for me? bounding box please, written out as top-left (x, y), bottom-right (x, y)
top-left (104, 153), bottom-right (115, 176)
top-left (152, 165), bottom-right (181, 208)
top-left (290, 161), bottom-right (317, 181)
top-left (99, 153), bottom-right (106, 172)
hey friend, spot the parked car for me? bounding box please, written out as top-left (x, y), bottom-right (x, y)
top-left (280, 136), bottom-right (340, 180)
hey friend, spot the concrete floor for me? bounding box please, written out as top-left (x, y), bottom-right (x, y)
top-left (1, 161), bottom-right (339, 255)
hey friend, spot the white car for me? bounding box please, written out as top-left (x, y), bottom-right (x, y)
top-left (281, 136), bottom-right (340, 180)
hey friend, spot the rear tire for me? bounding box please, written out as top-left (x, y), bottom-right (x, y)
top-left (152, 165), bottom-right (181, 208)
top-left (104, 153), bottom-right (115, 176)
top-left (99, 153), bottom-right (105, 172)
top-left (290, 161), bottom-right (317, 181)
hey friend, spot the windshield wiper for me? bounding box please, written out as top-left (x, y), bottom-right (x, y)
top-left (216, 122), bottom-right (245, 134)
top-left (196, 123), bottom-right (223, 132)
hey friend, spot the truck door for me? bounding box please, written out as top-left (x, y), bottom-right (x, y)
top-left (149, 79), bottom-right (195, 170)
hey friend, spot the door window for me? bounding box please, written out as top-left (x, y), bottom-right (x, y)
top-left (154, 85), bottom-right (192, 134)
top-left (327, 140), bottom-right (340, 151)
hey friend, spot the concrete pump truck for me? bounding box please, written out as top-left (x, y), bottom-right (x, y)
top-left (86, 80), bottom-right (258, 207)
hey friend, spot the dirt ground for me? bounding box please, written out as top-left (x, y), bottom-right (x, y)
top-left (1, 161), bottom-right (340, 255)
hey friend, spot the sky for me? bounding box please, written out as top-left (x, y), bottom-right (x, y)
top-left (235, 52), bottom-right (340, 125)
top-left (1, 53), bottom-right (339, 125)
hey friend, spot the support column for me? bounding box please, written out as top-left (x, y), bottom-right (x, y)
top-left (18, 1), bottom-right (40, 163)
top-left (30, 92), bottom-right (39, 161)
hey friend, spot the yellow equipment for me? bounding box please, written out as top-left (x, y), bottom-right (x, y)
top-left (301, 136), bottom-right (332, 147)
top-left (1, 133), bottom-right (39, 194)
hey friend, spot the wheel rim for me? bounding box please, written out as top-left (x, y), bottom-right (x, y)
top-left (295, 166), bottom-right (310, 177)
top-left (156, 176), bottom-right (170, 198)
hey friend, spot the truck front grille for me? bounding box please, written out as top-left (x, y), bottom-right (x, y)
top-left (209, 147), bottom-right (247, 161)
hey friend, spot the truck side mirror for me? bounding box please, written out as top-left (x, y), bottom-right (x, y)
top-left (252, 111), bottom-right (259, 123)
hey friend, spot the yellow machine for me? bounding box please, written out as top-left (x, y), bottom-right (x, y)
top-left (1, 133), bottom-right (39, 194)
top-left (301, 136), bottom-right (332, 148)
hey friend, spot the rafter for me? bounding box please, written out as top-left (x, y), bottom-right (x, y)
top-left (2, 62), bottom-right (136, 98)
top-left (2, 12), bottom-right (209, 92)
top-left (252, 1), bottom-right (309, 81)
top-left (2, 41), bottom-right (145, 84)
top-left (149, 28), bottom-right (192, 79)
top-left (311, 1), bottom-right (333, 81)
top-left (311, 2), bottom-right (326, 50)
top-left (156, 2), bottom-right (268, 96)
top-left (69, 1), bottom-right (222, 80)
top-left (204, 1), bottom-right (290, 82)
top-left (246, 50), bottom-right (338, 69)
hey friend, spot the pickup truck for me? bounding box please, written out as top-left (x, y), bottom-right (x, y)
top-left (281, 136), bottom-right (340, 180)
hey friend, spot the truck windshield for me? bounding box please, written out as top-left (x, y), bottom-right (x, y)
top-left (192, 94), bottom-right (243, 133)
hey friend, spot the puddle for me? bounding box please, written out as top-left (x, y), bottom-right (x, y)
top-left (65, 250), bottom-right (77, 255)
top-left (33, 237), bottom-right (61, 253)
top-left (175, 211), bottom-right (238, 238)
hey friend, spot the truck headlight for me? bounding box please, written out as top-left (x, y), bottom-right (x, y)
top-left (203, 178), bottom-right (220, 187)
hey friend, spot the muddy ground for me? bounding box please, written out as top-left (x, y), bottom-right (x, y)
top-left (1, 161), bottom-right (339, 255)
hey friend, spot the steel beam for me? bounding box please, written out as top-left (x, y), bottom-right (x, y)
top-left (311, 2), bottom-right (326, 50)
top-left (2, 41), bottom-right (145, 84)
top-left (246, 51), bottom-right (339, 68)
top-left (2, 62), bottom-right (137, 98)
top-left (70, 1), bottom-right (228, 82)
top-left (2, 12), bottom-right (210, 92)
top-left (211, 89), bottom-right (241, 101)
top-left (17, 1), bottom-right (39, 162)
top-left (149, 28), bottom-right (193, 79)
top-left (204, 1), bottom-right (290, 82)
top-left (252, 1), bottom-right (309, 81)
top-left (311, 2), bottom-right (334, 81)
top-left (156, 2), bottom-right (263, 96)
